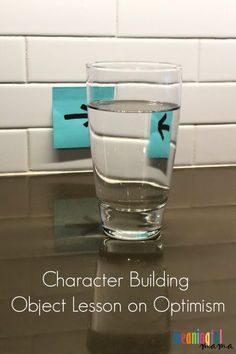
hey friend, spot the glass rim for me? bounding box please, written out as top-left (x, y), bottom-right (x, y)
top-left (86, 61), bottom-right (182, 72)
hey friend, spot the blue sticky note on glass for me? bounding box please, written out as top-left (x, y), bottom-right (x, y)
top-left (147, 111), bottom-right (173, 158)
top-left (52, 86), bottom-right (114, 149)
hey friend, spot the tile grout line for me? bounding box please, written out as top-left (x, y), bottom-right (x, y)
top-left (0, 80), bottom-right (236, 86)
top-left (24, 37), bottom-right (29, 83)
top-left (23, 31), bottom-right (30, 175)
top-left (116, 0), bottom-right (119, 37)
top-left (0, 34), bottom-right (117, 38)
top-left (2, 123), bottom-right (236, 132)
top-left (1, 34), bottom-right (236, 39)
top-left (197, 39), bottom-right (201, 82)
top-left (2, 81), bottom-right (236, 84)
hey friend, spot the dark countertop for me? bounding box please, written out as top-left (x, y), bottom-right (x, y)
top-left (0, 167), bottom-right (236, 354)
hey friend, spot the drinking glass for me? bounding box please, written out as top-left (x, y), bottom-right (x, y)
top-left (86, 62), bottom-right (182, 240)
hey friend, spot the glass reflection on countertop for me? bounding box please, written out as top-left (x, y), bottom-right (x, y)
top-left (87, 238), bottom-right (170, 354)
top-left (54, 197), bottom-right (103, 253)
top-left (53, 197), bottom-right (170, 353)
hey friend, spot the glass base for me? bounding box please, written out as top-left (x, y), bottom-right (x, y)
top-left (99, 202), bottom-right (165, 241)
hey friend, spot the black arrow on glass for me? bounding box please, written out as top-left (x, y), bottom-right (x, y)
top-left (158, 113), bottom-right (170, 140)
top-left (64, 104), bottom-right (88, 127)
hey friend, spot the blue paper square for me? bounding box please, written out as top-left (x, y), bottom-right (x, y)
top-left (52, 86), bottom-right (114, 149)
top-left (147, 111), bottom-right (173, 158)
top-left (53, 87), bottom-right (89, 149)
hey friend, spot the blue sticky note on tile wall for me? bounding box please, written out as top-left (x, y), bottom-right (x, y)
top-left (52, 86), bottom-right (114, 149)
top-left (147, 111), bottom-right (173, 158)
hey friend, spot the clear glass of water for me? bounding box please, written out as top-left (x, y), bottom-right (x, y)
top-left (86, 62), bottom-right (182, 240)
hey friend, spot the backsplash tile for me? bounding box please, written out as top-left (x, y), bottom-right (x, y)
top-left (195, 125), bottom-right (236, 165)
top-left (0, 130), bottom-right (28, 172)
top-left (199, 40), bottom-right (236, 81)
top-left (0, 0), bottom-right (116, 36)
top-left (175, 126), bottom-right (195, 166)
top-left (28, 128), bottom-right (92, 171)
top-left (181, 83), bottom-right (236, 124)
top-left (0, 37), bottom-right (26, 82)
top-left (0, 83), bottom-right (87, 128)
top-left (27, 38), bottom-right (198, 82)
top-left (28, 125), bottom-right (194, 172)
top-left (118, 0), bottom-right (236, 37)
top-left (0, 84), bottom-right (51, 128)
top-left (1, 83), bottom-right (235, 129)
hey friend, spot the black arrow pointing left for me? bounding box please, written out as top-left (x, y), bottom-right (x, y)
top-left (158, 113), bottom-right (170, 140)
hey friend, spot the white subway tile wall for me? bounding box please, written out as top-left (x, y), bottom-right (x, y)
top-left (0, 0), bottom-right (116, 36)
top-left (199, 40), bottom-right (236, 81)
top-left (28, 129), bottom-right (92, 171)
top-left (0, 0), bottom-right (235, 173)
top-left (0, 37), bottom-right (26, 82)
top-left (0, 84), bottom-right (52, 128)
top-left (118, 0), bottom-right (236, 38)
top-left (195, 125), bottom-right (236, 165)
top-left (175, 126), bottom-right (195, 166)
top-left (181, 83), bottom-right (236, 124)
top-left (0, 83), bottom-right (84, 128)
top-left (27, 38), bottom-right (198, 82)
top-left (0, 130), bottom-right (28, 172)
